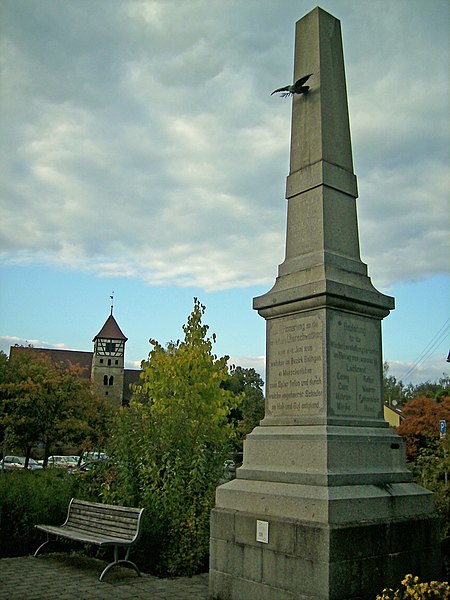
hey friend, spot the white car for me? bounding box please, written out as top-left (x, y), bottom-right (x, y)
top-left (48, 455), bottom-right (80, 468)
top-left (1, 456), bottom-right (43, 471)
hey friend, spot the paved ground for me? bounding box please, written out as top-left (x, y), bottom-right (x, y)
top-left (0, 554), bottom-right (209, 599)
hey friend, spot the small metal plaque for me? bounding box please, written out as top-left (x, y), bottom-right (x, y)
top-left (256, 520), bottom-right (269, 543)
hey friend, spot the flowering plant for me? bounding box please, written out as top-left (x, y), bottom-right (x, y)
top-left (376, 574), bottom-right (450, 599)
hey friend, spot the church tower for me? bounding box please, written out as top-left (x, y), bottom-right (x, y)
top-left (91, 309), bottom-right (128, 407)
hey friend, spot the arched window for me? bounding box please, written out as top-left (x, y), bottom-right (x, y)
top-left (109, 376), bottom-right (114, 386)
top-left (103, 375), bottom-right (108, 386)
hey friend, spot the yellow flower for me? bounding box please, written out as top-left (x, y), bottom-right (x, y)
top-left (379, 574), bottom-right (450, 600)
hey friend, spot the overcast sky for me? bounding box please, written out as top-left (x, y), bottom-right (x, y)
top-left (1, 0), bottom-right (449, 386)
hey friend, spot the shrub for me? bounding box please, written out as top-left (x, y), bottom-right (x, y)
top-left (0, 469), bottom-right (77, 558)
top-left (413, 437), bottom-right (450, 539)
top-left (376, 574), bottom-right (450, 599)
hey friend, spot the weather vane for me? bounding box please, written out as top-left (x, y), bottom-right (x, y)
top-left (110, 291), bottom-right (114, 315)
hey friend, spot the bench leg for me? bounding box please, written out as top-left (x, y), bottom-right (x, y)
top-left (34, 533), bottom-right (52, 557)
top-left (99, 546), bottom-right (141, 582)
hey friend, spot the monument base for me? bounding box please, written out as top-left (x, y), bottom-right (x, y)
top-left (209, 423), bottom-right (442, 599)
top-left (209, 498), bottom-right (441, 600)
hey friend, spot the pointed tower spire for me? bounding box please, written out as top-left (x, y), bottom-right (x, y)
top-left (91, 309), bottom-right (127, 407)
top-left (289, 7), bottom-right (354, 176)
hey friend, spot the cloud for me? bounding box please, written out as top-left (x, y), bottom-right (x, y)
top-left (0, 335), bottom-right (72, 355)
top-left (386, 356), bottom-right (449, 387)
top-left (228, 355), bottom-right (266, 378)
top-left (1, 0), bottom-right (449, 294)
top-left (358, 160), bottom-right (449, 288)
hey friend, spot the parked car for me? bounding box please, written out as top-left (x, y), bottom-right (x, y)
top-left (81, 451), bottom-right (108, 462)
top-left (28, 457), bottom-right (43, 470)
top-left (48, 455), bottom-right (80, 468)
top-left (1, 456), bottom-right (43, 471)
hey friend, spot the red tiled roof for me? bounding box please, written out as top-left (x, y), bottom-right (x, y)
top-left (93, 314), bottom-right (128, 342)
top-left (9, 346), bottom-right (93, 378)
top-left (9, 346), bottom-right (141, 403)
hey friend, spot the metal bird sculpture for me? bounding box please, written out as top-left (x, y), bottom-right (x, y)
top-left (271, 73), bottom-right (313, 97)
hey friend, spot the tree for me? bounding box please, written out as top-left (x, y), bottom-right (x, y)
top-left (1, 351), bottom-right (52, 464)
top-left (404, 375), bottom-right (450, 403)
top-left (383, 362), bottom-right (450, 406)
top-left (0, 350), bottom-right (112, 465)
top-left (222, 365), bottom-right (265, 455)
top-left (383, 362), bottom-right (405, 407)
top-left (106, 299), bottom-right (240, 575)
top-left (396, 395), bottom-right (450, 460)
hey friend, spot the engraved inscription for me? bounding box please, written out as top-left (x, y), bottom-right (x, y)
top-left (328, 312), bottom-right (382, 418)
top-left (267, 312), bottom-right (324, 417)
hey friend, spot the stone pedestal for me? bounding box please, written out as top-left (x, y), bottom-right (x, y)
top-left (209, 7), bottom-right (441, 599)
top-left (210, 509), bottom-right (439, 600)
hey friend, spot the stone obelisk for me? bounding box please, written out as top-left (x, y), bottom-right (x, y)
top-left (209, 7), bottom-right (441, 600)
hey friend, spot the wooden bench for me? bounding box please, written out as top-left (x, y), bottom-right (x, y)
top-left (34, 498), bottom-right (145, 581)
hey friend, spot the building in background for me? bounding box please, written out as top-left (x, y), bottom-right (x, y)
top-left (383, 402), bottom-right (405, 428)
top-left (9, 311), bottom-right (140, 406)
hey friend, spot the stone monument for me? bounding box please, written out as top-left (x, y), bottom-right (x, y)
top-left (209, 7), bottom-right (441, 600)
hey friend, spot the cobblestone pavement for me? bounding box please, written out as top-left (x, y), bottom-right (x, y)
top-left (0, 554), bottom-right (209, 600)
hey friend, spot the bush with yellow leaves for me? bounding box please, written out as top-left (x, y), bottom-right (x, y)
top-left (376, 574), bottom-right (450, 599)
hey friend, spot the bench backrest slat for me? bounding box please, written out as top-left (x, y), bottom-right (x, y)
top-left (65, 499), bottom-right (144, 542)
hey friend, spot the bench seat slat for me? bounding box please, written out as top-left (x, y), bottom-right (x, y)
top-left (70, 509), bottom-right (139, 519)
top-left (67, 515), bottom-right (138, 534)
top-left (68, 515), bottom-right (138, 530)
top-left (35, 524), bottom-right (135, 546)
top-left (65, 523), bottom-right (136, 538)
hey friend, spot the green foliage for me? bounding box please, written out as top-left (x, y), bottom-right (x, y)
top-left (404, 376), bottom-right (450, 403)
top-left (0, 469), bottom-right (79, 558)
top-left (383, 363), bottom-right (450, 407)
top-left (103, 299), bottom-right (240, 576)
top-left (413, 436), bottom-right (450, 539)
top-left (0, 350), bottom-right (113, 464)
top-left (376, 574), bottom-right (449, 599)
top-left (383, 362), bottom-right (406, 407)
top-left (223, 365), bottom-right (265, 454)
